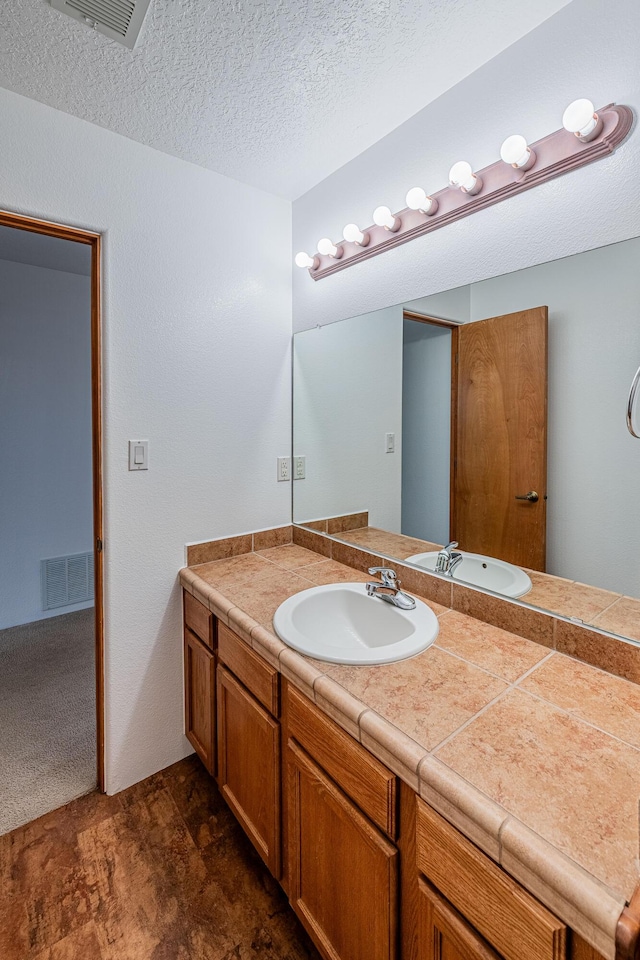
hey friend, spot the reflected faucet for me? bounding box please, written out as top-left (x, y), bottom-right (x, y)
top-left (366, 567), bottom-right (416, 610)
top-left (435, 542), bottom-right (463, 577)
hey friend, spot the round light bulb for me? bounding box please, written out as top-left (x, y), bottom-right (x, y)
top-left (562, 98), bottom-right (600, 140)
top-left (295, 251), bottom-right (315, 269)
top-left (405, 187), bottom-right (436, 215)
top-left (372, 205), bottom-right (400, 231)
top-left (449, 161), bottom-right (474, 189)
top-left (342, 223), bottom-right (369, 246)
top-left (448, 160), bottom-right (482, 195)
top-left (500, 134), bottom-right (535, 170)
top-left (317, 237), bottom-right (339, 257)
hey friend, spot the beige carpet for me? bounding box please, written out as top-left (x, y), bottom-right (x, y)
top-left (0, 608), bottom-right (96, 835)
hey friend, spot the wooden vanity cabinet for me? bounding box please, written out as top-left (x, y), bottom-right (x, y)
top-left (182, 588), bottom-right (609, 960)
top-left (285, 684), bottom-right (399, 960)
top-left (183, 593), bottom-right (216, 775)
top-left (216, 623), bottom-right (282, 877)
top-left (418, 878), bottom-right (501, 960)
top-left (415, 798), bottom-right (566, 960)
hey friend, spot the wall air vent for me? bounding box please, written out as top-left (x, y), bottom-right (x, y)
top-left (41, 552), bottom-right (95, 611)
top-left (50, 0), bottom-right (153, 49)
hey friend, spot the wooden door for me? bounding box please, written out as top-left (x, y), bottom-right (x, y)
top-left (184, 628), bottom-right (215, 775)
top-left (453, 307), bottom-right (548, 571)
top-left (217, 665), bottom-right (281, 877)
top-left (418, 879), bottom-right (502, 960)
top-left (287, 739), bottom-right (398, 960)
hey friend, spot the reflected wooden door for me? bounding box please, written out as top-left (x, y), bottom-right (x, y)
top-left (452, 307), bottom-right (548, 571)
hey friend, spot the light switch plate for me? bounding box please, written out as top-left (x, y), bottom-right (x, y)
top-left (385, 432), bottom-right (395, 453)
top-left (129, 440), bottom-right (149, 471)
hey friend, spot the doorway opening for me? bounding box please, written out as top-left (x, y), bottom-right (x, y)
top-left (401, 307), bottom-right (548, 571)
top-left (0, 211), bottom-right (104, 834)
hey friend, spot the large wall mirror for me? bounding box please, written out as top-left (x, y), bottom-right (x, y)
top-left (292, 235), bottom-right (640, 645)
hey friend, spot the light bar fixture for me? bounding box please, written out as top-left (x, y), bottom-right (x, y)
top-left (297, 99), bottom-right (632, 280)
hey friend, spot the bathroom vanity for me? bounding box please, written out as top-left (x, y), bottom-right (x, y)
top-left (181, 529), bottom-right (640, 960)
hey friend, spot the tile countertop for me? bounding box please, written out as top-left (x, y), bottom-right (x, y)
top-left (180, 542), bottom-right (640, 959)
top-left (322, 525), bottom-right (640, 636)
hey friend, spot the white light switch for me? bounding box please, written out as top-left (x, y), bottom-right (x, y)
top-left (129, 440), bottom-right (149, 471)
top-left (385, 432), bottom-right (395, 453)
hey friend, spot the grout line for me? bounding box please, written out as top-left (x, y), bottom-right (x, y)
top-left (591, 595), bottom-right (624, 623)
top-left (511, 649), bottom-right (556, 683)
top-left (431, 643), bottom-right (515, 684)
top-left (430, 649), bottom-right (556, 755)
top-left (513, 686), bottom-right (640, 755)
top-left (435, 608), bottom-right (454, 620)
top-left (430, 686), bottom-right (514, 755)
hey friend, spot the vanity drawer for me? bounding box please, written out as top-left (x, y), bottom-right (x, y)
top-left (416, 798), bottom-right (566, 960)
top-left (218, 623), bottom-right (280, 716)
top-left (287, 685), bottom-right (397, 839)
top-left (184, 591), bottom-right (214, 650)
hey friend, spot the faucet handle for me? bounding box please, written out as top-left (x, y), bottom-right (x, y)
top-left (368, 567), bottom-right (398, 587)
top-left (443, 541), bottom-right (458, 552)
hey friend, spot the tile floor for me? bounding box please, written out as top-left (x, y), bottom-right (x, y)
top-left (0, 755), bottom-right (320, 960)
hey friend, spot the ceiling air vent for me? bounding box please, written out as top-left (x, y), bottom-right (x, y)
top-left (50, 0), bottom-right (153, 49)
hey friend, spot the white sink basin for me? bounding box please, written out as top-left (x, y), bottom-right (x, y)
top-left (405, 551), bottom-right (532, 599)
top-left (273, 582), bottom-right (439, 665)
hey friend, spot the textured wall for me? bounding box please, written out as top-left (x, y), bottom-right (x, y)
top-left (0, 259), bottom-right (93, 630)
top-left (292, 0), bottom-right (640, 331)
top-left (293, 306), bottom-right (403, 530)
top-left (0, 87), bottom-right (292, 794)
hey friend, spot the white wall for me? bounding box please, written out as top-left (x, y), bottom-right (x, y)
top-left (401, 321), bottom-right (452, 546)
top-left (0, 87), bottom-right (292, 794)
top-left (293, 0), bottom-right (640, 333)
top-left (293, 307), bottom-right (403, 531)
top-left (0, 258), bottom-right (93, 630)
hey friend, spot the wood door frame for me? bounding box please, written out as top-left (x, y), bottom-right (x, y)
top-left (402, 310), bottom-right (459, 541)
top-left (0, 209), bottom-right (105, 792)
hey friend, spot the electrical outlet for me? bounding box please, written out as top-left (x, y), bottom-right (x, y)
top-left (277, 457), bottom-right (291, 481)
top-left (294, 455), bottom-right (306, 479)
top-left (385, 432), bottom-right (395, 453)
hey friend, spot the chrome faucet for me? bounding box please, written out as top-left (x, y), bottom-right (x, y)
top-left (366, 567), bottom-right (416, 610)
top-left (435, 542), bottom-right (463, 577)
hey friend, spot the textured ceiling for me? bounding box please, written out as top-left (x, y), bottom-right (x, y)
top-left (0, 0), bottom-right (573, 199)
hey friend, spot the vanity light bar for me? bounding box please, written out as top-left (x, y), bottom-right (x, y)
top-left (295, 100), bottom-right (632, 281)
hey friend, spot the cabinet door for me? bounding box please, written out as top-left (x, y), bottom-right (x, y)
top-left (287, 738), bottom-right (398, 960)
top-left (217, 665), bottom-right (281, 877)
top-left (418, 879), bottom-right (501, 960)
top-left (184, 628), bottom-right (215, 775)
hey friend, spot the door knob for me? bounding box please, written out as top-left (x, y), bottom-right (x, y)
top-left (515, 491), bottom-right (539, 502)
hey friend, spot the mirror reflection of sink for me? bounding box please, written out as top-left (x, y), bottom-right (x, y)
top-left (273, 583), bottom-right (439, 665)
top-left (405, 551), bottom-right (532, 599)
